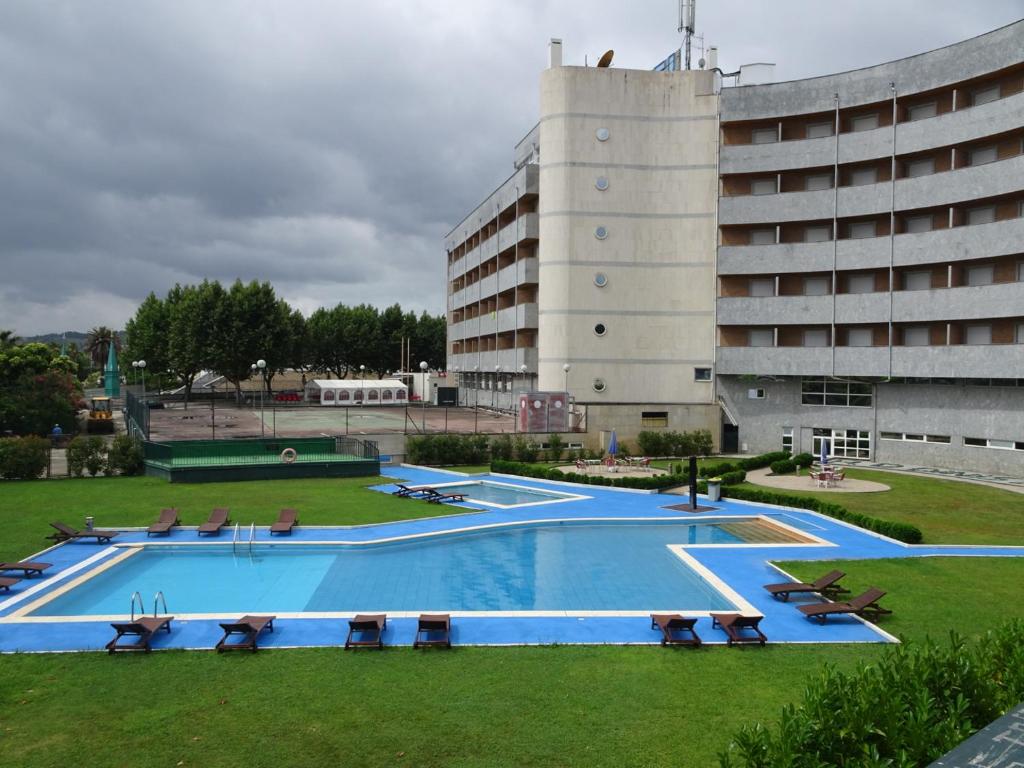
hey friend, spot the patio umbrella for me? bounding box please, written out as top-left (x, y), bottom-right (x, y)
top-left (607, 429), bottom-right (618, 457)
top-left (820, 438), bottom-right (829, 465)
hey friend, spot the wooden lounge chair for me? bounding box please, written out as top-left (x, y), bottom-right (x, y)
top-left (0, 576), bottom-right (21, 592)
top-left (650, 614), bottom-right (701, 647)
top-left (197, 508), bottom-right (230, 536)
top-left (47, 521), bottom-right (118, 543)
top-left (270, 509), bottom-right (298, 535)
top-left (0, 560), bottom-right (52, 577)
top-left (798, 587), bottom-right (892, 624)
top-left (763, 570), bottom-right (850, 602)
top-left (215, 615), bottom-right (276, 652)
top-left (345, 613), bottom-right (387, 650)
top-left (422, 488), bottom-right (467, 504)
top-left (106, 615), bottom-right (173, 653)
top-left (711, 613), bottom-right (768, 646)
top-left (414, 614), bottom-right (452, 649)
top-left (392, 484), bottom-right (427, 498)
top-left (147, 508), bottom-right (180, 537)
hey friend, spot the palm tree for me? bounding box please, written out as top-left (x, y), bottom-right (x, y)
top-left (0, 329), bottom-right (19, 349)
top-left (85, 327), bottom-right (121, 369)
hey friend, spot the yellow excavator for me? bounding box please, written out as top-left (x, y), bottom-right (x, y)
top-left (87, 396), bottom-right (114, 434)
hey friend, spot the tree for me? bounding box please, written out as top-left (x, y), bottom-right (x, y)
top-left (413, 311), bottom-right (447, 370)
top-left (207, 280), bottom-right (287, 400)
top-left (307, 305), bottom-right (350, 378)
top-left (123, 292), bottom-right (169, 380)
top-left (84, 326), bottom-right (120, 369)
top-left (0, 329), bottom-right (19, 349)
top-left (0, 342), bottom-right (81, 435)
top-left (167, 281), bottom-right (222, 407)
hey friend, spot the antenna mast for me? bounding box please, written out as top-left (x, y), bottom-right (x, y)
top-left (679, 0), bottom-right (696, 70)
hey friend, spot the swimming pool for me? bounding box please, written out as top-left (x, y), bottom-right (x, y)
top-left (21, 519), bottom-right (798, 618)
top-left (422, 480), bottom-right (585, 507)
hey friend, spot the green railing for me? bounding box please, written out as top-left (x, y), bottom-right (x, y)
top-left (142, 436), bottom-right (379, 468)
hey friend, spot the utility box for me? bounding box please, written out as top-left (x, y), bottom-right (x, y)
top-left (435, 386), bottom-right (458, 406)
top-left (518, 391), bottom-right (568, 433)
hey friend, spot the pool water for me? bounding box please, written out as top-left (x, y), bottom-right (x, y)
top-left (430, 481), bottom-right (578, 506)
top-left (29, 521), bottom-right (774, 617)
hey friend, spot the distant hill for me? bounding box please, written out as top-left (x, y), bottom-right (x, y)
top-left (21, 332), bottom-right (94, 348)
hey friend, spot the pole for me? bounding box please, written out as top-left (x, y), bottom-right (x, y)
top-left (260, 376), bottom-right (265, 438)
top-left (211, 390), bottom-right (216, 439)
top-left (689, 456), bottom-right (698, 511)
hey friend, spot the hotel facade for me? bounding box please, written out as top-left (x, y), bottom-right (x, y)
top-left (445, 21), bottom-right (1024, 474)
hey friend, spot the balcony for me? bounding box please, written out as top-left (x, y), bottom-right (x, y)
top-left (718, 188), bottom-right (833, 226)
top-left (894, 216), bottom-right (1024, 268)
top-left (835, 235), bottom-right (890, 271)
top-left (834, 292), bottom-right (891, 324)
top-left (717, 295), bottom-right (833, 326)
top-left (895, 154), bottom-right (1024, 212)
top-left (450, 257), bottom-right (538, 312)
top-left (893, 283), bottom-right (1024, 323)
top-left (891, 344), bottom-right (1024, 378)
top-left (896, 90), bottom-right (1024, 157)
top-left (718, 241), bottom-right (834, 276)
top-left (716, 346), bottom-right (832, 376)
top-left (449, 213), bottom-right (539, 279)
top-left (833, 346), bottom-right (890, 377)
top-left (447, 348), bottom-right (539, 373)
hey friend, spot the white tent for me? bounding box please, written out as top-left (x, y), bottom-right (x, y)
top-left (305, 379), bottom-right (408, 407)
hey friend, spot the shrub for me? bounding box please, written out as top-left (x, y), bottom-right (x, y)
top-left (546, 434), bottom-right (566, 463)
top-left (769, 459), bottom-right (796, 475)
top-left (67, 435), bottom-right (107, 477)
top-left (793, 452), bottom-right (814, 468)
top-left (0, 436), bottom-right (49, 480)
top-left (490, 434), bottom-right (514, 461)
top-left (635, 429), bottom-right (714, 458)
top-left (106, 434), bottom-right (145, 476)
top-left (513, 437), bottom-right (539, 463)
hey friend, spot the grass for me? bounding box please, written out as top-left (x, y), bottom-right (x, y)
top-left (736, 467), bottom-right (1024, 544)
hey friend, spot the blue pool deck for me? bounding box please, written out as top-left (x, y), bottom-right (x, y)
top-left (1, 464), bottom-right (1022, 653)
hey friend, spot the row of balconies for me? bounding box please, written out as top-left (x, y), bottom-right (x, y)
top-left (450, 257), bottom-right (539, 312)
top-left (448, 303), bottom-right (539, 342)
top-left (447, 348), bottom-right (539, 374)
top-left (448, 213), bottom-right (539, 280)
top-left (719, 153), bottom-right (1024, 225)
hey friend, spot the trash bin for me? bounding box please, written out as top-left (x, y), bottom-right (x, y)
top-left (707, 478), bottom-right (722, 503)
top-left (85, 516), bottom-right (94, 531)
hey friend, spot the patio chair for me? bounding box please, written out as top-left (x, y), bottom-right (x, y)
top-left (47, 521), bottom-right (118, 543)
top-left (650, 614), bottom-right (701, 647)
top-left (763, 570), bottom-right (850, 602)
top-left (215, 615), bottom-right (276, 652)
top-left (0, 576), bottom-right (21, 592)
top-left (345, 614), bottom-right (387, 650)
top-left (798, 587), bottom-right (891, 624)
top-left (270, 508), bottom-right (298, 535)
top-left (0, 560), bottom-right (52, 577)
top-left (106, 615), bottom-right (173, 653)
top-left (422, 489), bottom-right (467, 504)
top-left (392, 484), bottom-right (424, 497)
top-left (197, 508), bottom-right (230, 536)
top-left (414, 614), bottom-right (452, 649)
top-left (711, 613), bottom-right (767, 646)
top-left (147, 508), bottom-right (180, 537)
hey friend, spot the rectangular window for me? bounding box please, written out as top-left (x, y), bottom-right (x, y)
top-left (850, 114), bottom-right (879, 132)
top-left (967, 206), bottom-right (996, 225)
top-left (806, 121), bottom-right (833, 139)
top-left (694, 367), bottom-right (712, 382)
top-left (782, 427), bottom-right (794, 453)
top-left (805, 173), bottom-right (833, 191)
top-left (749, 329), bottom-right (774, 347)
top-left (903, 214), bottom-right (933, 234)
top-left (966, 264), bottom-right (994, 286)
top-left (964, 437), bottom-right (986, 447)
top-left (847, 221), bottom-right (877, 240)
top-left (973, 85), bottom-right (1000, 106)
top-left (849, 167), bottom-right (878, 186)
top-left (813, 427), bottom-right (871, 459)
top-left (803, 329), bottom-right (829, 347)
top-left (750, 178), bottom-right (777, 195)
top-left (1018, 323), bottom-right (1024, 343)
top-left (907, 102), bottom-right (937, 121)
top-left (969, 145), bottom-right (998, 166)
top-left (749, 278), bottom-right (775, 297)
top-left (804, 225), bottom-right (832, 243)
top-left (1018, 262), bottom-right (1024, 282)
top-left (926, 435), bottom-right (951, 444)
top-left (749, 228), bottom-right (776, 245)
top-left (903, 326), bottom-right (930, 346)
top-left (905, 157), bottom-right (935, 178)
top-left (880, 432), bottom-right (902, 440)
top-left (801, 378), bottom-right (873, 408)
top-left (903, 270), bottom-right (932, 290)
top-left (804, 276), bottom-right (830, 296)
top-left (846, 328), bottom-right (873, 347)
top-left (846, 274), bottom-right (876, 294)
top-left (748, 388), bottom-right (766, 399)
top-left (752, 127), bottom-right (777, 144)
top-left (965, 324), bottom-right (992, 345)
top-left (641, 411), bottom-right (669, 427)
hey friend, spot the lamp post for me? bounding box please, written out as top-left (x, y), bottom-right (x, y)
top-left (137, 360), bottom-right (146, 396)
top-left (419, 361), bottom-right (429, 432)
top-left (359, 364), bottom-right (366, 408)
top-left (493, 365), bottom-right (501, 410)
top-left (452, 366), bottom-right (460, 406)
top-left (472, 364), bottom-right (479, 433)
top-left (562, 362), bottom-right (571, 393)
top-left (131, 360), bottom-right (139, 388)
top-left (251, 359), bottom-right (266, 437)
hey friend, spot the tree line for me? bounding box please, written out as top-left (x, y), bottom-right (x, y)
top-left (124, 279), bottom-right (445, 401)
top-left (0, 334), bottom-right (85, 436)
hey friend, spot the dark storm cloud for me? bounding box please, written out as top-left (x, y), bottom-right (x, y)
top-left (0, 0), bottom-right (1021, 334)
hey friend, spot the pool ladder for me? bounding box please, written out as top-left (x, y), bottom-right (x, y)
top-left (231, 522), bottom-right (256, 554)
top-left (129, 590), bottom-right (168, 621)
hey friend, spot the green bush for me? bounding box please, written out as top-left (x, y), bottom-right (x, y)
top-left (768, 459), bottom-right (796, 475)
top-left (0, 436), bottom-right (49, 480)
top-left (720, 622), bottom-right (1024, 768)
top-left (67, 435), bottom-right (107, 477)
top-left (636, 429), bottom-right (714, 457)
top-left (106, 434), bottom-right (145, 476)
top-left (545, 434), bottom-right (566, 463)
top-left (792, 452), bottom-right (814, 468)
top-left (513, 436), bottom-right (539, 463)
top-left (490, 434), bottom-right (514, 461)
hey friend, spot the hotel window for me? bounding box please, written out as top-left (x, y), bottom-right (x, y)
top-left (850, 114), bottom-right (879, 132)
top-left (804, 225), bottom-right (832, 243)
top-left (847, 221), bottom-right (877, 239)
top-left (902, 326), bottom-right (930, 346)
top-left (847, 274), bottom-right (876, 294)
top-left (806, 121), bottom-right (833, 139)
top-left (641, 411), bottom-right (669, 427)
top-left (748, 388), bottom-right (766, 399)
top-left (846, 328), bottom-right (873, 347)
top-left (966, 264), bottom-right (994, 286)
top-left (805, 173), bottom-right (833, 191)
top-left (801, 378), bottom-right (873, 407)
top-left (967, 205), bottom-right (996, 225)
top-left (849, 167), bottom-right (878, 186)
top-left (1018, 323), bottom-right (1024, 343)
top-left (972, 85), bottom-right (1000, 106)
top-left (881, 432), bottom-right (950, 444)
top-left (694, 367), bottom-right (712, 382)
top-left (903, 271), bottom-right (932, 291)
top-left (749, 228), bottom-right (776, 245)
top-left (903, 214), bottom-right (933, 233)
top-left (749, 329), bottom-right (774, 347)
top-left (803, 329), bottom-right (829, 347)
top-left (1018, 262), bottom-right (1024, 282)
top-left (965, 324), bottom-right (992, 345)
top-left (749, 278), bottom-right (775, 297)
top-left (907, 101), bottom-right (937, 121)
top-left (782, 427), bottom-right (794, 453)
top-left (905, 157), bottom-right (935, 178)
top-left (965, 436), bottom-right (1023, 451)
top-left (752, 127), bottom-right (777, 144)
top-left (803, 276), bottom-right (830, 296)
top-left (969, 145), bottom-right (998, 166)
top-left (813, 428), bottom-right (871, 459)
top-left (750, 178), bottom-right (777, 195)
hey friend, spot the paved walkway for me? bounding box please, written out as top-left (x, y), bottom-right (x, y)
top-left (746, 467), bottom-right (890, 494)
top-left (828, 458), bottom-right (1024, 494)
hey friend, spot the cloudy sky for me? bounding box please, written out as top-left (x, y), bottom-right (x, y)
top-left (1, 1), bottom-right (1021, 335)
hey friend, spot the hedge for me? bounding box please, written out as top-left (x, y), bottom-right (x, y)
top-left (720, 621), bottom-right (1024, 767)
top-left (0, 436), bottom-right (49, 480)
top-left (768, 459), bottom-right (796, 475)
top-left (491, 459), bottom-right (690, 490)
top-left (635, 429), bottom-right (713, 458)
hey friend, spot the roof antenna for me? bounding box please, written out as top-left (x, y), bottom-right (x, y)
top-left (679, 0), bottom-right (696, 70)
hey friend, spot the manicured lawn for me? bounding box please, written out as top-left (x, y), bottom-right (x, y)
top-left (736, 468), bottom-right (1024, 545)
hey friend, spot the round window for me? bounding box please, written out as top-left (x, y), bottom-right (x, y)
top-left (595, 127), bottom-right (610, 142)
top-left (594, 323), bottom-right (606, 336)
top-left (594, 272), bottom-right (608, 287)
top-left (592, 378), bottom-right (607, 393)
top-left (594, 226), bottom-right (608, 240)
top-left (533, 399), bottom-right (542, 409)
top-left (595, 176), bottom-right (609, 191)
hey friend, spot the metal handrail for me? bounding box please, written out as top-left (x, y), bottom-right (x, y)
top-left (130, 591), bottom-right (144, 622)
top-left (248, 522), bottom-right (255, 553)
top-left (232, 522), bottom-right (240, 553)
top-left (153, 590), bottom-right (168, 617)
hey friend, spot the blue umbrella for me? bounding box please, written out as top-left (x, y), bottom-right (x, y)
top-left (820, 438), bottom-right (829, 465)
top-left (607, 430), bottom-right (618, 457)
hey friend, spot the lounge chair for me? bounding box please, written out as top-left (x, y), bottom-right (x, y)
top-left (711, 613), bottom-right (768, 646)
top-left (197, 508), bottom-right (230, 536)
top-left (763, 570), bottom-right (850, 602)
top-left (392, 484), bottom-right (427, 498)
top-left (0, 560), bottom-right (52, 577)
top-left (47, 521), bottom-right (118, 543)
top-left (147, 508), bottom-right (180, 537)
top-left (345, 613), bottom-right (387, 650)
top-left (422, 488), bottom-right (467, 504)
top-left (650, 614), bottom-right (701, 647)
top-left (414, 614), bottom-right (452, 649)
top-left (0, 576), bottom-right (21, 592)
top-left (105, 615), bottom-right (173, 653)
top-left (270, 509), bottom-right (298, 535)
top-left (798, 587), bottom-right (892, 624)
top-left (215, 615), bottom-right (276, 652)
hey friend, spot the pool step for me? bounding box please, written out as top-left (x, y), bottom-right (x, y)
top-left (718, 521), bottom-right (808, 544)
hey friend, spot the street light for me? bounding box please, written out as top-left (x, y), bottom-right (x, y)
top-left (251, 359), bottom-right (266, 437)
top-left (131, 360), bottom-right (139, 388)
top-left (562, 362), bottom-right (571, 393)
top-left (137, 360), bottom-right (146, 396)
top-left (359, 364), bottom-right (366, 408)
top-left (472, 364), bottom-right (480, 432)
top-left (419, 361), bottom-right (429, 432)
top-left (493, 364), bottom-right (501, 409)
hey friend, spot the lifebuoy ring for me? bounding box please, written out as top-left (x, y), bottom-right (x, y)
top-left (280, 448), bottom-right (297, 464)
